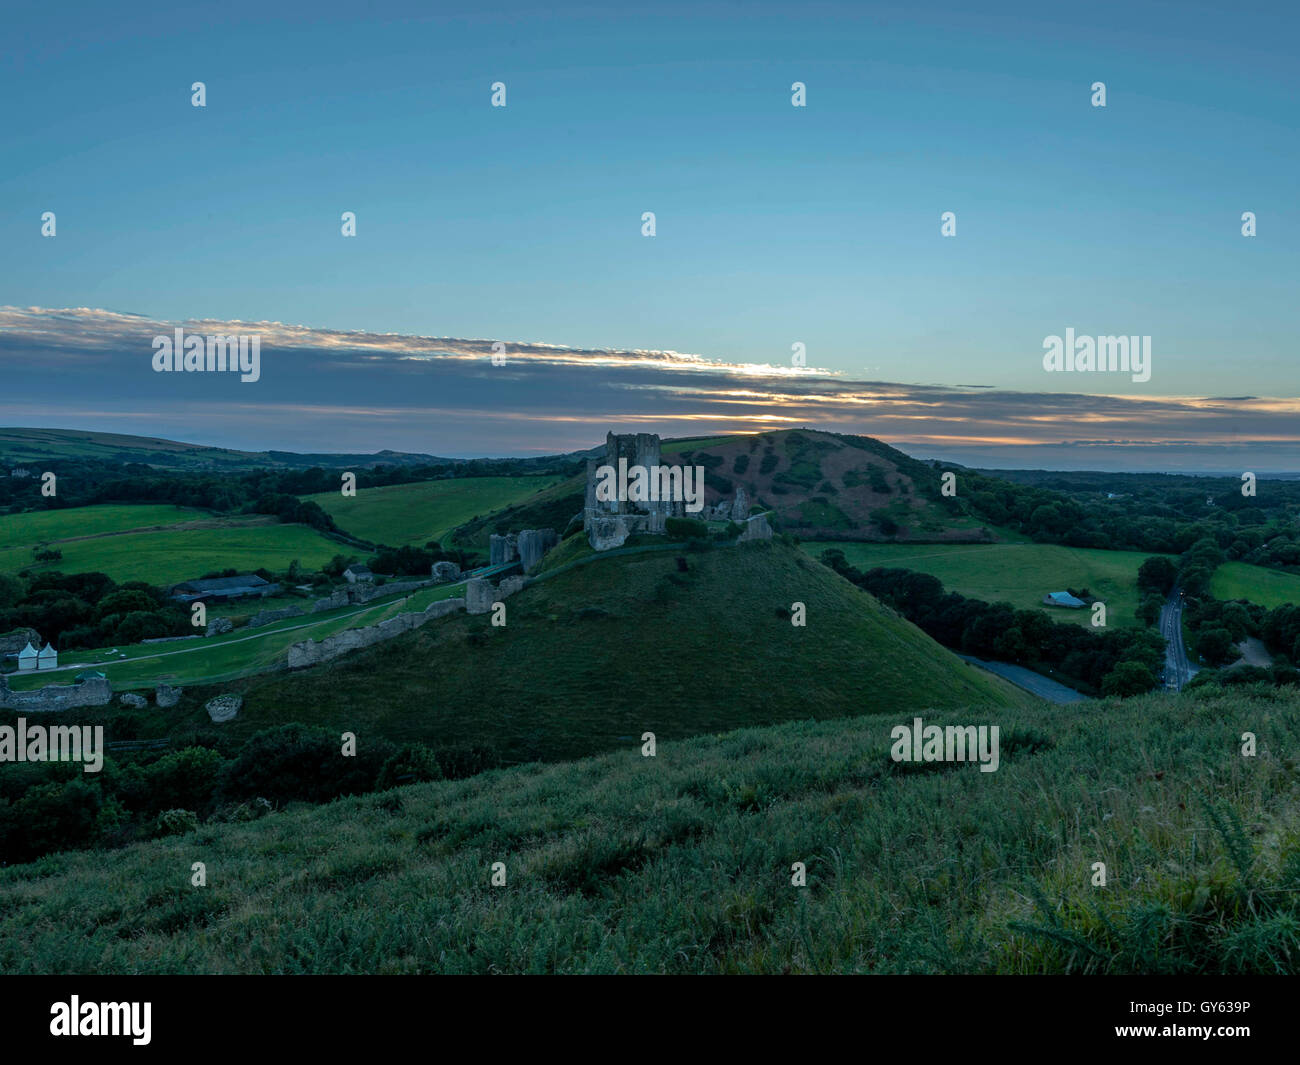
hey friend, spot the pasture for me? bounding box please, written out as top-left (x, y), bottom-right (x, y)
top-left (308, 475), bottom-right (563, 547)
top-left (803, 541), bottom-right (1165, 628)
top-left (1210, 561), bottom-right (1300, 609)
top-left (1, 503), bottom-right (347, 584)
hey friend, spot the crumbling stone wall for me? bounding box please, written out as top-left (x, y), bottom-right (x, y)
top-left (311, 587), bottom-right (350, 612)
top-left (247, 605), bottom-right (305, 628)
top-left (310, 578), bottom-right (434, 613)
top-left (490, 533), bottom-right (518, 566)
top-left (0, 628), bottom-right (40, 656)
top-left (738, 512), bottom-right (773, 541)
top-left (466, 578), bottom-right (495, 615)
top-left (517, 528), bottom-right (558, 571)
top-left (0, 674), bottom-right (113, 711)
top-left (287, 597), bottom-right (466, 668)
top-left (156, 684), bottom-right (183, 708)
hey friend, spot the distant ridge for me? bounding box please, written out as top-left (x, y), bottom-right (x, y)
top-left (0, 427), bottom-right (575, 471)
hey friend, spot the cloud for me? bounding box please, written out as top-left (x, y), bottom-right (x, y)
top-left (3, 306), bottom-right (1299, 471)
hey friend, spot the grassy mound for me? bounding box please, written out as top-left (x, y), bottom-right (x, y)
top-left (218, 540), bottom-right (1033, 762)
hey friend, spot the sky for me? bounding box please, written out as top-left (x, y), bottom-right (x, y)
top-left (2, 1), bottom-right (1297, 470)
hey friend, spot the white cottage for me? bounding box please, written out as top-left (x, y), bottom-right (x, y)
top-left (17, 642), bottom-right (38, 671)
top-left (343, 565), bottom-right (374, 584)
top-left (37, 643), bottom-right (57, 670)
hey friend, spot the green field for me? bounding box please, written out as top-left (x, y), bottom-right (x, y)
top-left (802, 541), bottom-right (1167, 628)
top-left (5, 582), bottom-right (467, 690)
top-left (216, 540), bottom-right (1033, 761)
top-left (1210, 561), bottom-right (1300, 609)
top-left (2, 684), bottom-right (1296, 973)
top-left (0, 503), bottom-right (204, 549)
top-left (1, 522), bottom-right (341, 586)
top-left (308, 475), bottom-right (563, 547)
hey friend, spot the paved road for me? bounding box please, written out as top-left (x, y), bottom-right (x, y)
top-left (1159, 587), bottom-right (1198, 690)
top-left (957, 654), bottom-right (1088, 704)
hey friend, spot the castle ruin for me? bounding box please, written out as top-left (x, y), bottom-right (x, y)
top-left (583, 432), bottom-right (688, 550)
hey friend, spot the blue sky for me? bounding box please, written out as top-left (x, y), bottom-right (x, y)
top-left (2, 1), bottom-right (1297, 467)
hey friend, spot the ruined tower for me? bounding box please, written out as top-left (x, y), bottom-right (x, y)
top-left (583, 432), bottom-right (685, 550)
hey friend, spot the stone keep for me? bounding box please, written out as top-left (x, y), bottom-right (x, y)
top-left (582, 432), bottom-right (685, 550)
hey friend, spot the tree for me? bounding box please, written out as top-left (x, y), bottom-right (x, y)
top-left (1102, 661), bottom-right (1157, 697)
top-left (0, 573), bottom-right (25, 610)
top-left (1137, 556), bottom-right (1177, 595)
top-left (1195, 627), bottom-right (1237, 667)
top-left (1137, 594), bottom-right (1163, 627)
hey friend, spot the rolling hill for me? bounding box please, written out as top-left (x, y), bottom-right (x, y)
top-left (307, 475), bottom-right (563, 547)
top-left (2, 683), bottom-right (1295, 973)
top-left (196, 539), bottom-right (1035, 763)
top-left (445, 429), bottom-right (1002, 548)
top-left (1, 427), bottom-right (470, 470)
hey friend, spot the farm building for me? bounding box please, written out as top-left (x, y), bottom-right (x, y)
top-left (343, 565), bottom-right (374, 584)
top-left (38, 643), bottom-right (57, 670)
top-left (171, 574), bottom-right (280, 604)
top-left (17, 642), bottom-right (38, 671)
top-left (1043, 591), bottom-right (1086, 609)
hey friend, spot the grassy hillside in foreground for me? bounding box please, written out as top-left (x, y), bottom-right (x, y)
top-left (2, 685), bottom-right (1296, 974)
top-left (1210, 561), bottom-right (1300, 609)
top-left (803, 541), bottom-right (1171, 629)
top-left (306, 475), bottom-right (562, 547)
top-left (216, 540), bottom-right (1034, 762)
